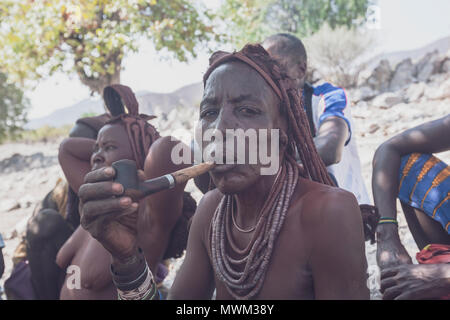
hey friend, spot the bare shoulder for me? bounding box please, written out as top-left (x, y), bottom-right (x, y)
top-left (145, 135), bottom-right (189, 176)
top-left (148, 135), bottom-right (176, 152)
top-left (194, 188), bottom-right (223, 224)
top-left (291, 178), bottom-right (361, 230)
top-left (147, 136), bottom-right (180, 163)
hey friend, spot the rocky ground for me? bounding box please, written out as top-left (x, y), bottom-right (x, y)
top-left (0, 50), bottom-right (449, 299)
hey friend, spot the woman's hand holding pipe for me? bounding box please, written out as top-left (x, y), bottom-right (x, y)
top-left (79, 166), bottom-right (142, 263)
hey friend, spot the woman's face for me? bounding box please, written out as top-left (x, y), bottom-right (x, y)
top-left (90, 123), bottom-right (134, 171)
top-left (197, 61), bottom-right (286, 194)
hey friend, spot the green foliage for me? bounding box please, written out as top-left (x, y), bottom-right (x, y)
top-left (12, 124), bottom-right (72, 143)
top-left (80, 111), bottom-right (99, 118)
top-left (0, 72), bottom-right (28, 142)
top-left (0, 0), bottom-right (217, 94)
top-left (220, 0), bottom-right (371, 47)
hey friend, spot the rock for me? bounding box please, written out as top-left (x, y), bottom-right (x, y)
top-left (351, 86), bottom-right (377, 102)
top-left (428, 72), bottom-right (450, 84)
top-left (389, 58), bottom-right (415, 91)
top-left (6, 230), bottom-right (18, 240)
top-left (442, 59), bottom-right (450, 73)
top-left (0, 152), bottom-right (57, 173)
top-left (366, 59), bottom-right (392, 92)
top-left (424, 78), bottom-right (450, 100)
top-left (355, 100), bottom-right (369, 109)
top-left (405, 82), bottom-right (426, 102)
top-left (369, 124), bottom-right (380, 134)
top-left (19, 200), bottom-right (32, 209)
top-left (372, 92), bottom-right (404, 109)
top-left (1, 199), bottom-right (20, 212)
top-left (8, 203), bottom-right (21, 211)
top-left (415, 50), bottom-right (440, 82)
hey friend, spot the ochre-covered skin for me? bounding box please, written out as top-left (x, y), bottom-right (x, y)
top-left (58, 122), bottom-right (189, 299)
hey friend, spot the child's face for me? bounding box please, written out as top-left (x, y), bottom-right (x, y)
top-left (91, 123), bottom-right (134, 171)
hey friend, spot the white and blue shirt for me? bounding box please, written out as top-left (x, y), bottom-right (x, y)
top-left (305, 82), bottom-right (371, 205)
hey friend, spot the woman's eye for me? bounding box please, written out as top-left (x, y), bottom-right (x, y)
top-left (200, 109), bottom-right (218, 119)
top-left (105, 145), bottom-right (116, 151)
top-left (239, 107), bottom-right (258, 116)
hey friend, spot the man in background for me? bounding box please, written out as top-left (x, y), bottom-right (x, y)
top-left (262, 33), bottom-right (370, 205)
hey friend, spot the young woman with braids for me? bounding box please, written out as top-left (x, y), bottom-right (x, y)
top-left (56, 85), bottom-right (195, 299)
top-left (79, 45), bottom-right (369, 300)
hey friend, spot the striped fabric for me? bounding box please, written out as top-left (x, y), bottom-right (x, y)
top-left (399, 153), bottom-right (450, 234)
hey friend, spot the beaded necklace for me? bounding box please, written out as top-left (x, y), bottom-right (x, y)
top-left (211, 157), bottom-right (299, 299)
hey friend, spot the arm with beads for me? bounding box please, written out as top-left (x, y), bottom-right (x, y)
top-left (372, 115), bottom-right (450, 269)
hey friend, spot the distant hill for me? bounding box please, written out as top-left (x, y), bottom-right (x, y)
top-left (25, 98), bottom-right (105, 129)
top-left (136, 82), bottom-right (203, 116)
top-left (25, 82), bottom-right (203, 129)
top-left (25, 36), bottom-right (450, 130)
top-left (367, 36), bottom-right (450, 69)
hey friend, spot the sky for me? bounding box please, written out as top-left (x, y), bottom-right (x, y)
top-left (27, 0), bottom-right (450, 119)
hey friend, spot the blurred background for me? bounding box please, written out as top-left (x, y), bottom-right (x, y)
top-left (0, 0), bottom-right (449, 299)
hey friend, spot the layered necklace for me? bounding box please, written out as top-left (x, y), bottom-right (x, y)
top-left (211, 158), bottom-right (299, 299)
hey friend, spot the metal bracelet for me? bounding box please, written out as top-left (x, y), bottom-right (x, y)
top-left (112, 259), bottom-right (150, 292)
top-left (164, 174), bottom-right (175, 189)
top-left (118, 268), bottom-right (157, 300)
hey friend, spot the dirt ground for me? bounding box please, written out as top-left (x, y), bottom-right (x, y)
top-left (0, 96), bottom-right (449, 299)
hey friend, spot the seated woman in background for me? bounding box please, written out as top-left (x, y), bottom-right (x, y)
top-left (372, 114), bottom-right (450, 299)
top-left (5, 114), bottom-right (111, 300)
top-left (57, 84), bottom-right (194, 299)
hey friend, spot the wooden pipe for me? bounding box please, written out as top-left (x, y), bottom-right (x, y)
top-left (112, 159), bottom-right (215, 201)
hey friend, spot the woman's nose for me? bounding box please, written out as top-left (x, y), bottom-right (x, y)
top-left (92, 150), bottom-right (105, 165)
top-left (212, 107), bottom-right (235, 134)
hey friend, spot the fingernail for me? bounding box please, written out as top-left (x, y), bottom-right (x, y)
top-left (112, 183), bottom-right (123, 194)
top-left (120, 197), bottom-right (131, 206)
top-left (131, 203), bottom-right (138, 209)
top-left (104, 167), bottom-right (114, 175)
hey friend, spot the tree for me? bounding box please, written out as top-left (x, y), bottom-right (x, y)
top-left (0, 0), bottom-right (217, 95)
top-left (0, 72), bottom-right (28, 142)
top-left (220, 0), bottom-right (371, 47)
top-left (305, 24), bottom-right (375, 87)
